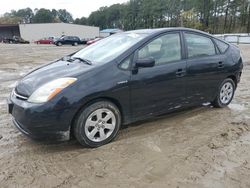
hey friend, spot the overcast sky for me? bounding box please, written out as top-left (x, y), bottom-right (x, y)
top-left (0, 0), bottom-right (128, 18)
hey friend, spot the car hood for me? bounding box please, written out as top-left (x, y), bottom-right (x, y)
top-left (15, 60), bottom-right (94, 97)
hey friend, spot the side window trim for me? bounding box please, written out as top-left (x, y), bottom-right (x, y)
top-left (134, 31), bottom-right (183, 66)
top-left (212, 38), bottom-right (230, 54)
top-left (180, 31), bottom-right (188, 59)
top-left (210, 37), bottom-right (221, 55)
top-left (183, 31), bottom-right (217, 59)
top-left (118, 53), bottom-right (135, 71)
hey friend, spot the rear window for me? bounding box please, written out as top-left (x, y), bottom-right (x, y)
top-left (214, 39), bottom-right (229, 53)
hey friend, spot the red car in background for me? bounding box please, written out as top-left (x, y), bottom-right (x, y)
top-left (35, 37), bottom-right (56, 44)
top-left (87, 37), bottom-right (102, 45)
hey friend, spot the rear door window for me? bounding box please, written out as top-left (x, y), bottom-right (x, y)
top-left (185, 33), bottom-right (216, 58)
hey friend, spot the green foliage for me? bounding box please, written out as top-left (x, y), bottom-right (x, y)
top-left (181, 9), bottom-right (203, 30)
top-left (32, 9), bottom-right (55, 23)
top-left (1, 8), bottom-right (33, 24)
top-left (86, 0), bottom-right (250, 33)
top-left (74, 17), bottom-right (88, 25)
top-left (57, 9), bottom-right (73, 23)
top-left (0, 8), bottom-right (73, 24)
top-left (0, 16), bottom-right (22, 24)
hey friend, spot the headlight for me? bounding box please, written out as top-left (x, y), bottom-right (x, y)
top-left (28, 77), bottom-right (77, 103)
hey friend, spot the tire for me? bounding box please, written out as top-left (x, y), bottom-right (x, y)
top-left (57, 42), bottom-right (62, 46)
top-left (212, 78), bottom-right (235, 108)
top-left (73, 42), bottom-right (78, 46)
top-left (73, 101), bottom-right (121, 147)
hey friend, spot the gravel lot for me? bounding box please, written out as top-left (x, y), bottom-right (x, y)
top-left (0, 43), bottom-right (250, 188)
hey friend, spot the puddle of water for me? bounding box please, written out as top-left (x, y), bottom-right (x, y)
top-left (228, 103), bottom-right (247, 112)
top-left (19, 72), bottom-right (26, 76)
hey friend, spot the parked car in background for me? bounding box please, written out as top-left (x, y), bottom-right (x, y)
top-left (3, 36), bottom-right (29, 44)
top-left (35, 37), bottom-right (53, 44)
top-left (54, 36), bottom-right (83, 46)
top-left (52, 37), bottom-right (59, 43)
top-left (8, 28), bottom-right (243, 148)
top-left (81, 39), bottom-right (88, 45)
top-left (87, 37), bottom-right (102, 45)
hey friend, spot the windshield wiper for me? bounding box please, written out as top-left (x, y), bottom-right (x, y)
top-left (71, 57), bottom-right (92, 65)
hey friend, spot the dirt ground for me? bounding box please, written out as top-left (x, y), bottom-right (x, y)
top-left (0, 43), bottom-right (250, 188)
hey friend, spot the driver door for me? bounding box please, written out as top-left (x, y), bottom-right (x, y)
top-left (130, 32), bottom-right (187, 119)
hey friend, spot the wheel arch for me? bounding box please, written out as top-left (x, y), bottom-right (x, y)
top-left (227, 75), bottom-right (237, 88)
top-left (69, 97), bottom-right (124, 138)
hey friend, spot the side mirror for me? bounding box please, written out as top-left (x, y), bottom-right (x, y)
top-left (135, 57), bottom-right (155, 68)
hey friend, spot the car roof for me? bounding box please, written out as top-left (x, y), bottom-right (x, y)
top-left (63, 36), bottom-right (78, 37)
top-left (126, 27), bottom-right (213, 37)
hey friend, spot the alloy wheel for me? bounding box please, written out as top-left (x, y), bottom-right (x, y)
top-left (84, 108), bottom-right (116, 142)
top-left (220, 82), bottom-right (234, 104)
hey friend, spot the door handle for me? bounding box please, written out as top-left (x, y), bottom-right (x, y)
top-left (176, 69), bottom-right (186, 77)
top-left (218, 62), bottom-right (224, 68)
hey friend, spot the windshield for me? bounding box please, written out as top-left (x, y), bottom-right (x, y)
top-left (72, 32), bottom-right (148, 64)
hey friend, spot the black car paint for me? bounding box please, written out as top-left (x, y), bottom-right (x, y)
top-left (8, 28), bottom-right (243, 139)
top-left (54, 36), bottom-right (83, 46)
top-left (3, 37), bottom-right (30, 44)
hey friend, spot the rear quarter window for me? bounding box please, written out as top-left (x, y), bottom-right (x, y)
top-left (214, 39), bottom-right (229, 53)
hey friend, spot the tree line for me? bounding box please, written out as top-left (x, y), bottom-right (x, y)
top-left (1, 0), bottom-right (250, 34)
top-left (85, 0), bottom-right (250, 34)
top-left (0, 8), bottom-right (74, 24)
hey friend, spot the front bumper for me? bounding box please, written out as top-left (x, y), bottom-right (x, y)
top-left (7, 92), bottom-right (73, 140)
top-left (12, 118), bottom-right (34, 138)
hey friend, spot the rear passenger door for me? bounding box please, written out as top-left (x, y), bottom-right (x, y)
top-left (184, 32), bottom-right (227, 103)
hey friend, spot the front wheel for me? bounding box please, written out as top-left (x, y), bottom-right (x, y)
top-left (73, 101), bottom-right (121, 147)
top-left (212, 78), bottom-right (235, 108)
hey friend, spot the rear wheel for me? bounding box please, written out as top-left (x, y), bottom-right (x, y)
top-left (57, 42), bottom-right (62, 46)
top-left (212, 78), bottom-right (235, 108)
top-left (73, 101), bottom-right (121, 147)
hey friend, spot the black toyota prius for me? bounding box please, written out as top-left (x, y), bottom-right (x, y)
top-left (8, 28), bottom-right (243, 147)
